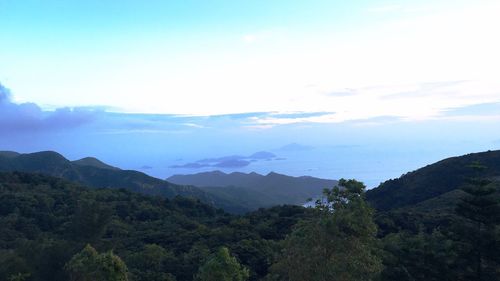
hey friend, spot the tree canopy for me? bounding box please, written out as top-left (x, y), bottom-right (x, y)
top-left (195, 247), bottom-right (250, 281)
top-left (269, 179), bottom-right (382, 281)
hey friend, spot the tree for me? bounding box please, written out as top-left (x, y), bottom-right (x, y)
top-left (8, 273), bottom-right (30, 281)
top-left (65, 244), bottom-right (128, 281)
top-left (127, 244), bottom-right (177, 281)
top-left (70, 199), bottom-right (112, 243)
top-left (0, 251), bottom-right (30, 281)
top-left (269, 179), bottom-right (382, 281)
top-left (195, 247), bottom-right (250, 281)
top-left (380, 229), bottom-right (459, 281)
top-left (454, 163), bottom-right (500, 281)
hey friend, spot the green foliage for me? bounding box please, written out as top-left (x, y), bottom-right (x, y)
top-left (195, 247), bottom-right (249, 281)
top-left (453, 165), bottom-right (500, 281)
top-left (65, 244), bottom-right (100, 281)
top-left (2, 151), bottom-right (499, 281)
top-left (127, 244), bottom-right (177, 281)
top-left (0, 151), bottom-right (249, 213)
top-left (170, 171), bottom-right (337, 212)
top-left (0, 251), bottom-right (30, 281)
top-left (65, 244), bottom-right (128, 281)
top-left (380, 230), bottom-right (460, 281)
top-left (377, 163), bottom-right (500, 281)
top-left (270, 179), bottom-right (382, 281)
top-left (0, 172), bottom-right (311, 281)
top-left (8, 272), bottom-right (31, 281)
top-left (97, 251), bottom-right (129, 281)
top-left (366, 150), bottom-right (500, 211)
top-left (70, 200), bottom-right (112, 243)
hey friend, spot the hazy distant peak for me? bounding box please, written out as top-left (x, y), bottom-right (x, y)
top-left (266, 171), bottom-right (281, 177)
top-left (196, 170), bottom-right (227, 175)
top-left (229, 171), bottom-right (251, 176)
top-left (167, 170), bottom-right (338, 210)
top-left (72, 157), bottom-right (120, 170)
top-left (278, 143), bottom-right (313, 152)
top-left (231, 171), bottom-right (264, 179)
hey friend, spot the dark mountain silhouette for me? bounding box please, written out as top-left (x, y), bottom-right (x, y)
top-left (0, 151), bottom-right (250, 213)
top-left (0, 151), bottom-right (20, 158)
top-left (72, 157), bottom-right (120, 170)
top-left (366, 150), bottom-right (500, 211)
top-left (168, 170), bottom-right (337, 209)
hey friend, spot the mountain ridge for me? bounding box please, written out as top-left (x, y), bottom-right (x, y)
top-left (366, 149), bottom-right (500, 211)
top-left (72, 156), bottom-right (121, 170)
top-left (0, 150), bottom-right (336, 213)
top-left (0, 150), bottom-right (250, 213)
top-left (168, 170), bottom-right (337, 209)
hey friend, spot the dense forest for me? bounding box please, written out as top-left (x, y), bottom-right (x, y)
top-left (0, 151), bottom-right (499, 280)
top-left (0, 172), bottom-right (313, 281)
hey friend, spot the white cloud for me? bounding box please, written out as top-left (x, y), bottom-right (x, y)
top-left (183, 123), bottom-right (207, 128)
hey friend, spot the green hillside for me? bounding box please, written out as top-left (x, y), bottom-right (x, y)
top-left (366, 150), bottom-right (500, 211)
top-left (0, 151), bottom-right (337, 213)
top-left (72, 157), bottom-right (121, 170)
top-left (0, 151), bottom-right (249, 213)
top-left (168, 171), bottom-right (337, 209)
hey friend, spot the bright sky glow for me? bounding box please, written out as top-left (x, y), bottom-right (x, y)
top-left (1, 0), bottom-right (499, 120)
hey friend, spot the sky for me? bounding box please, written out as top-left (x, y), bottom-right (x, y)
top-left (1, 0), bottom-right (500, 187)
top-left (1, 0), bottom-right (499, 117)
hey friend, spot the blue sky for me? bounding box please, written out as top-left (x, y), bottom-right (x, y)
top-left (2, 0), bottom-right (499, 116)
top-left (1, 0), bottom-right (500, 186)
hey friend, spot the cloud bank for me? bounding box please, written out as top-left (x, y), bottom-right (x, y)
top-left (0, 83), bottom-right (98, 133)
top-left (442, 102), bottom-right (500, 117)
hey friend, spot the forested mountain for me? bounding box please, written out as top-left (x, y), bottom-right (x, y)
top-left (168, 171), bottom-right (337, 210)
top-left (72, 157), bottom-right (120, 170)
top-left (366, 150), bottom-right (500, 211)
top-left (365, 150), bottom-right (500, 281)
top-left (0, 151), bottom-right (20, 158)
top-left (0, 151), bottom-right (337, 213)
top-left (0, 151), bottom-right (249, 213)
top-left (0, 172), bottom-right (312, 281)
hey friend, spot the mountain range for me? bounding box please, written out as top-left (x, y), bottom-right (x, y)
top-left (168, 171), bottom-right (337, 210)
top-left (1, 149), bottom-right (499, 214)
top-left (0, 150), bottom-right (235, 207)
top-left (0, 151), bottom-right (333, 213)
